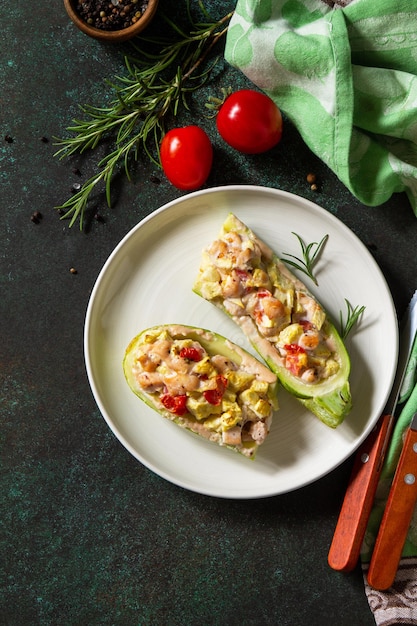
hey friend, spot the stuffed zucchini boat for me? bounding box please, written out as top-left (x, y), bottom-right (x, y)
top-left (123, 324), bottom-right (278, 458)
top-left (193, 214), bottom-right (352, 428)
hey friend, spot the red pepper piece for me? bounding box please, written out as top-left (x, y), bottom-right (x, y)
top-left (203, 375), bottom-right (228, 405)
top-left (284, 344), bottom-right (306, 376)
top-left (179, 346), bottom-right (203, 361)
top-left (235, 269), bottom-right (250, 281)
top-left (284, 343), bottom-right (306, 355)
top-left (257, 289), bottom-right (272, 299)
top-left (160, 393), bottom-right (188, 416)
top-left (234, 269), bottom-right (252, 294)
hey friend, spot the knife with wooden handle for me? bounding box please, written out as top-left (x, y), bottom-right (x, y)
top-left (367, 412), bottom-right (417, 590)
top-left (327, 412), bottom-right (393, 571)
top-left (328, 291), bottom-right (417, 572)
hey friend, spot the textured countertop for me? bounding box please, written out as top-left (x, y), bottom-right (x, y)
top-left (2, 2), bottom-right (417, 624)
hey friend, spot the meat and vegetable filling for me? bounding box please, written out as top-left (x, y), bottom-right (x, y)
top-left (197, 228), bottom-right (341, 386)
top-left (129, 327), bottom-right (278, 453)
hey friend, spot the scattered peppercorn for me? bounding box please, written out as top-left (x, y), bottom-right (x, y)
top-left (31, 211), bottom-right (43, 224)
top-left (94, 212), bottom-right (105, 222)
top-left (150, 174), bottom-right (161, 184)
top-left (306, 172), bottom-right (320, 191)
top-left (74, 0), bottom-right (149, 31)
top-left (40, 136), bottom-right (49, 143)
top-left (73, 168), bottom-right (82, 177)
top-left (70, 267), bottom-right (78, 274)
top-left (5, 134), bottom-right (13, 143)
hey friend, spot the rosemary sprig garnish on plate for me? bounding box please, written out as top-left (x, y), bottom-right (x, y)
top-left (281, 232), bottom-right (328, 285)
top-left (54, 3), bottom-right (233, 229)
top-left (339, 299), bottom-right (366, 339)
top-left (282, 233), bottom-right (365, 338)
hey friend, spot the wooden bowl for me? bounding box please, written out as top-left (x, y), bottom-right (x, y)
top-left (64, 0), bottom-right (159, 42)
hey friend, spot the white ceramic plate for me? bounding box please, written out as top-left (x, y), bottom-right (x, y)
top-left (84, 185), bottom-right (398, 498)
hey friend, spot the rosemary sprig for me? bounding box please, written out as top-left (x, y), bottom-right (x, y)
top-left (281, 233), bottom-right (328, 285)
top-left (339, 299), bottom-right (366, 339)
top-left (54, 3), bottom-right (233, 229)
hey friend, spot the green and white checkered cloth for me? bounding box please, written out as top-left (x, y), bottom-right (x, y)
top-left (224, 0), bottom-right (417, 215)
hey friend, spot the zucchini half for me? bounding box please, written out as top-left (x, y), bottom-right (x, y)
top-left (123, 324), bottom-right (278, 458)
top-left (193, 214), bottom-right (352, 428)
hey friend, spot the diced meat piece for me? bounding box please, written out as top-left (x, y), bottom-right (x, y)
top-left (246, 421), bottom-right (269, 444)
top-left (222, 426), bottom-right (242, 446)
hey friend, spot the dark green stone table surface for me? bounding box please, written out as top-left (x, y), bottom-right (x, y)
top-left (2, 2), bottom-right (417, 625)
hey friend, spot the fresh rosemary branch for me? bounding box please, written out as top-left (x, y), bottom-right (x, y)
top-left (54, 3), bottom-right (233, 229)
top-left (281, 233), bottom-right (328, 285)
top-left (282, 233), bottom-right (364, 338)
top-left (339, 299), bottom-right (366, 339)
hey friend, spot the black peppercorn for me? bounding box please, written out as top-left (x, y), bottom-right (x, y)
top-left (31, 210), bottom-right (43, 224)
top-left (74, 0), bottom-right (149, 31)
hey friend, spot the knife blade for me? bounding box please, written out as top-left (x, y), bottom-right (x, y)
top-left (366, 412), bottom-right (417, 590)
top-left (328, 290), bottom-right (417, 572)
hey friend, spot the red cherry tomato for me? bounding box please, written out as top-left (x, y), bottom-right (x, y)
top-left (160, 126), bottom-right (213, 190)
top-left (216, 90), bottom-right (283, 154)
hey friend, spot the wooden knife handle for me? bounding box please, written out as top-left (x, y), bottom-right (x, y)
top-left (328, 413), bottom-right (392, 572)
top-left (366, 425), bottom-right (417, 590)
